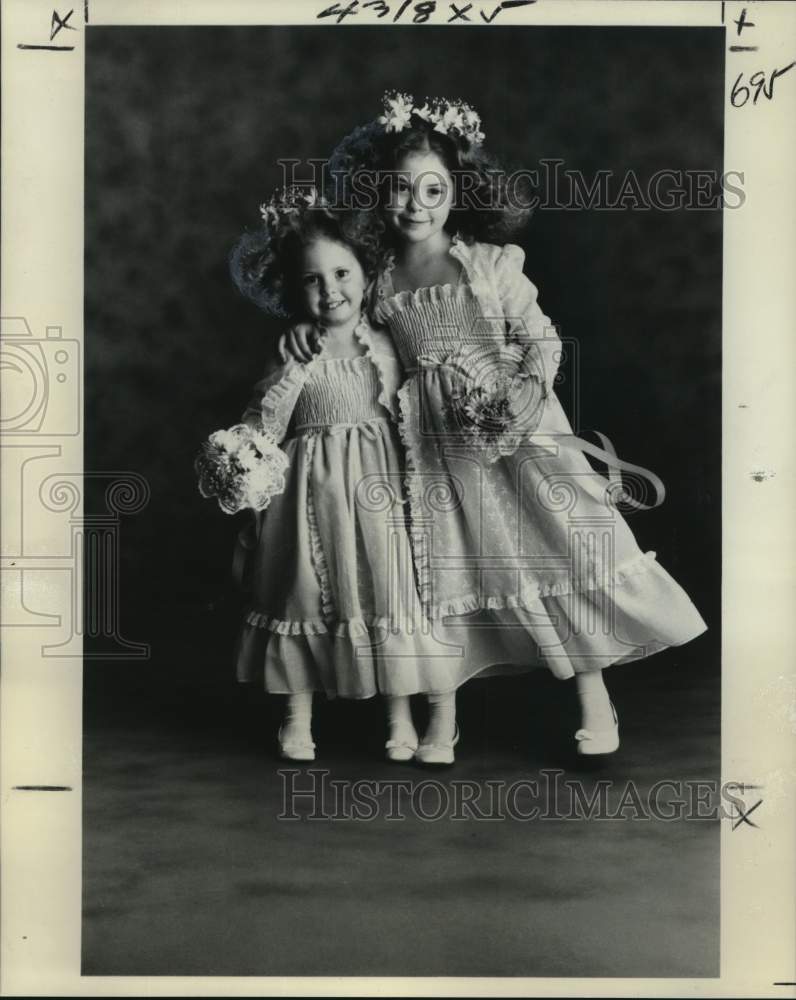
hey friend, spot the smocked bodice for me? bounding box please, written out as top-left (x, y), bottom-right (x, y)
top-left (376, 281), bottom-right (505, 372)
top-left (291, 356), bottom-right (390, 432)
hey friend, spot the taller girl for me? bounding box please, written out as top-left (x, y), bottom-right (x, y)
top-left (289, 92), bottom-right (707, 759)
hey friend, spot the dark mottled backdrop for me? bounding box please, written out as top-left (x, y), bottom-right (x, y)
top-left (86, 26), bottom-right (722, 661)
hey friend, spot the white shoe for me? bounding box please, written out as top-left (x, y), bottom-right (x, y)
top-left (385, 734), bottom-right (418, 762)
top-left (575, 702), bottom-right (619, 756)
top-left (278, 725), bottom-right (316, 762)
top-left (416, 726), bottom-right (460, 766)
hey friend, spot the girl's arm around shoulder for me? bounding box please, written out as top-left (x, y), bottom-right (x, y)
top-left (278, 322), bottom-right (322, 364)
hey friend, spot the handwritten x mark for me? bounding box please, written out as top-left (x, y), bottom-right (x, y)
top-left (732, 798), bottom-right (762, 830)
top-left (449, 2), bottom-right (472, 20)
top-left (51, 8), bottom-right (76, 40)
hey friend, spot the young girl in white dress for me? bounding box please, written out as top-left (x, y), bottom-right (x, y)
top-left (282, 93), bottom-right (708, 762)
top-left (199, 189), bottom-right (467, 763)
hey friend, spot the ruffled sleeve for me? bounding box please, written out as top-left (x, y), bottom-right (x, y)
top-left (241, 360), bottom-right (308, 443)
top-left (493, 243), bottom-right (561, 396)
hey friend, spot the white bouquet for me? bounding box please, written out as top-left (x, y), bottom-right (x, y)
top-left (195, 423), bottom-right (289, 514)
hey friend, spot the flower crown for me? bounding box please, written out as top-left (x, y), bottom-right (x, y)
top-left (259, 185), bottom-right (328, 230)
top-left (378, 91), bottom-right (486, 146)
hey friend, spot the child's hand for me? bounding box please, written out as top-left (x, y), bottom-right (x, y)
top-left (278, 323), bottom-right (322, 364)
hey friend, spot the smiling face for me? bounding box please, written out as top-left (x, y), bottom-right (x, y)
top-left (298, 237), bottom-right (366, 328)
top-left (385, 149), bottom-right (454, 248)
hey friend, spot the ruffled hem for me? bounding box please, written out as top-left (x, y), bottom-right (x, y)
top-left (433, 550), bottom-right (708, 681)
top-left (426, 550), bottom-right (662, 619)
top-left (237, 545), bottom-right (708, 690)
top-left (236, 610), bottom-right (480, 697)
top-left (244, 609), bottom-right (426, 638)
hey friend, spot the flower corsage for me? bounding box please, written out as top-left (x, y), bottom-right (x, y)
top-left (196, 423), bottom-right (289, 514)
top-left (446, 345), bottom-right (543, 463)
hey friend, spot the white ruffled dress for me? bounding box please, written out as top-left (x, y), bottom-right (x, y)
top-left (234, 319), bottom-right (471, 698)
top-left (373, 238), bottom-right (708, 681)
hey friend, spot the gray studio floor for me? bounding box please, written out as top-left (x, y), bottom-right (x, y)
top-left (82, 642), bottom-right (719, 978)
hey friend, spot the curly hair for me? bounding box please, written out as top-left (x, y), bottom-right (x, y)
top-left (328, 117), bottom-right (534, 247)
top-left (229, 205), bottom-right (384, 318)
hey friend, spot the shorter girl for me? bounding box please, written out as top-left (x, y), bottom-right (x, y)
top-left (200, 188), bottom-right (460, 763)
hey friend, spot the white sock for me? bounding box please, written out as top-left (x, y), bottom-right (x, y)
top-left (385, 695), bottom-right (417, 745)
top-left (424, 692), bottom-right (457, 745)
top-left (281, 692), bottom-right (313, 743)
top-left (575, 671), bottom-right (615, 731)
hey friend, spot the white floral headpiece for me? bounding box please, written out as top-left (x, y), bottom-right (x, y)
top-left (259, 186), bottom-right (328, 229)
top-left (378, 90), bottom-right (486, 146)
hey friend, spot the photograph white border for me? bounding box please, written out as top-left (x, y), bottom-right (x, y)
top-left (2, 0), bottom-right (794, 995)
